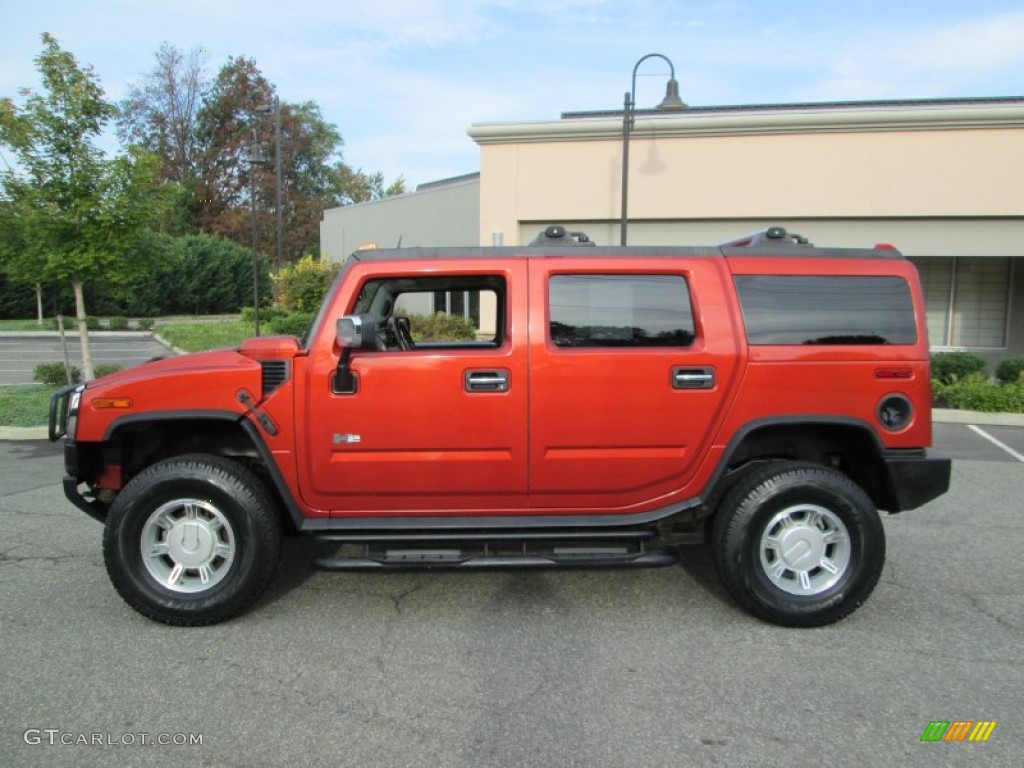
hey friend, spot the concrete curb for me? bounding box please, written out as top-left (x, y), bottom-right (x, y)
top-left (151, 333), bottom-right (187, 356)
top-left (0, 426), bottom-right (49, 441)
top-left (932, 408), bottom-right (1024, 427)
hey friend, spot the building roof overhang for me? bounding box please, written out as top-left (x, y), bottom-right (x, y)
top-left (468, 96), bottom-right (1024, 145)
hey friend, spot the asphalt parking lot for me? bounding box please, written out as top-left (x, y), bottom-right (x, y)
top-left (0, 333), bottom-right (170, 385)
top-left (1, 423), bottom-right (1020, 767)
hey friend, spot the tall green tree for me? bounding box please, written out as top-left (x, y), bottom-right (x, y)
top-left (0, 33), bottom-right (168, 379)
top-left (117, 43), bottom-right (208, 185)
top-left (117, 42), bottom-right (209, 233)
top-left (116, 50), bottom-right (405, 269)
top-left (0, 194), bottom-right (45, 323)
top-left (126, 54), bottom-right (404, 265)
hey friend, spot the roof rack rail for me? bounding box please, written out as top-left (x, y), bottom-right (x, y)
top-left (528, 225), bottom-right (595, 247)
top-left (719, 226), bottom-right (813, 248)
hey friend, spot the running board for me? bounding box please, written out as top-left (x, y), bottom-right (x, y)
top-left (312, 531), bottom-right (678, 571)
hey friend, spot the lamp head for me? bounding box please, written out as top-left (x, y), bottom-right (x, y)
top-left (657, 78), bottom-right (687, 110)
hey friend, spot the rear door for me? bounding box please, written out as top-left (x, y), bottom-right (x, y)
top-left (527, 257), bottom-right (741, 512)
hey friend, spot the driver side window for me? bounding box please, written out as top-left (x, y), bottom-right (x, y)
top-left (353, 275), bottom-right (505, 350)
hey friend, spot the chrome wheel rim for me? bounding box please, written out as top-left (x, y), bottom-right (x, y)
top-left (758, 504), bottom-right (851, 596)
top-left (140, 499), bottom-right (236, 594)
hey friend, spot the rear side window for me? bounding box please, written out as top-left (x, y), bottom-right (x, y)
top-left (549, 274), bottom-right (695, 347)
top-left (735, 275), bottom-right (916, 345)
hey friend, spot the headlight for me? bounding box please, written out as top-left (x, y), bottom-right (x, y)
top-left (66, 385), bottom-right (84, 438)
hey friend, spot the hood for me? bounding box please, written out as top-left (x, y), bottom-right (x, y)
top-left (73, 347), bottom-right (272, 442)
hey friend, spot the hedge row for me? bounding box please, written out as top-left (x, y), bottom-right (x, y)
top-left (2, 233), bottom-right (272, 319)
top-left (33, 362), bottom-right (124, 386)
top-left (932, 376), bottom-right (1024, 413)
top-left (931, 352), bottom-right (1024, 385)
top-left (930, 353), bottom-right (1024, 413)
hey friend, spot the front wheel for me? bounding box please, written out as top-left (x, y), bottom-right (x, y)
top-left (103, 454), bottom-right (282, 626)
top-left (711, 462), bottom-right (885, 627)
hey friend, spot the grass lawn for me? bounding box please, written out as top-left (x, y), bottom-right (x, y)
top-left (157, 321), bottom-right (254, 353)
top-left (0, 385), bottom-right (54, 428)
top-left (0, 318), bottom-right (55, 331)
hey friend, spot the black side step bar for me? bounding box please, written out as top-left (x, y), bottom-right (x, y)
top-left (311, 529), bottom-right (678, 571)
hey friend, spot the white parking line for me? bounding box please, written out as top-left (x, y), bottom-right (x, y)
top-left (967, 424), bottom-right (1024, 463)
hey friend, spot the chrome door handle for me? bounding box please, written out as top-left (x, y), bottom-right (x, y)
top-left (672, 367), bottom-right (715, 390)
top-left (465, 369), bottom-right (510, 392)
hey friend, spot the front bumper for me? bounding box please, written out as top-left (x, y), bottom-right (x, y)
top-left (882, 449), bottom-right (952, 512)
top-left (62, 441), bottom-right (106, 523)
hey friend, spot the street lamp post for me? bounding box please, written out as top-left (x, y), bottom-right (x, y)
top-left (256, 97), bottom-right (283, 268)
top-left (620, 53), bottom-right (687, 246)
top-left (246, 130), bottom-right (269, 336)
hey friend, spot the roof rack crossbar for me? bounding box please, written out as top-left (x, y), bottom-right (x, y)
top-left (718, 226), bottom-right (813, 248)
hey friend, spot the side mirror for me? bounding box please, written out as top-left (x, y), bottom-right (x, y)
top-left (336, 314), bottom-right (377, 349)
top-left (333, 314), bottom-right (376, 394)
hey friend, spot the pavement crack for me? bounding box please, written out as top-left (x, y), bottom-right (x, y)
top-left (955, 590), bottom-right (1022, 633)
top-left (389, 583), bottom-right (424, 616)
top-left (0, 552), bottom-right (87, 566)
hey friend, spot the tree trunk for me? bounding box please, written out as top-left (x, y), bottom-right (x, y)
top-left (35, 283), bottom-right (43, 326)
top-left (72, 281), bottom-right (95, 381)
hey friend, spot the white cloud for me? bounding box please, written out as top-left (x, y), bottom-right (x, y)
top-left (4, 1), bottom-right (1022, 186)
top-left (797, 10), bottom-right (1024, 100)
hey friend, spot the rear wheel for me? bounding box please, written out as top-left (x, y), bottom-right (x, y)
top-left (103, 454), bottom-right (281, 626)
top-left (711, 462), bottom-right (885, 627)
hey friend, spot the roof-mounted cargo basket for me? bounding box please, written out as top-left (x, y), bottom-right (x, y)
top-left (528, 225), bottom-right (595, 247)
top-left (719, 226), bottom-right (813, 248)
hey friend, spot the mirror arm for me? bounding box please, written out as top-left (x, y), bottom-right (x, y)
top-left (332, 347), bottom-right (358, 394)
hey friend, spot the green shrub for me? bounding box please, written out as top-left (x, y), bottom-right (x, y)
top-left (34, 362), bottom-right (80, 386)
top-left (930, 352), bottom-right (987, 384)
top-left (273, 255), bottom-right (340, 312)
top-left (136, 318), bottom-right (155, 331)
top-left (54, 316), bottom-right (100, 331)
top-left (932, 376), bottom-right (1024, 413)
top-left (996, 357), bottom-right (1024, 385)
top-left (267, 312), bottom-right (315, 338)
top-left (406, 312), bottom-right (477, 342)
top-left (241, 305), bottom-right (286, 325)
top-left (94, 364), bottom-right (123, 379)
top-left (170, 234), bottom-right (271, 315)
top-left (0, 273), bottom-right (38, 319)
top-left (107, 316), bottom-right (130, 331)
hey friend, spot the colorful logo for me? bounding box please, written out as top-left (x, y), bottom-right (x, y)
top-left (920, 721), bottom-right (997, 742)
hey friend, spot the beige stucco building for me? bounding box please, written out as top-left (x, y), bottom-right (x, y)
top-left (321, 97), bottom-right (1024, 358)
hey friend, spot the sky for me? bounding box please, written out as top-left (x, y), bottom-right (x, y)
top-left (1, 0), bottom-right (1022, 189)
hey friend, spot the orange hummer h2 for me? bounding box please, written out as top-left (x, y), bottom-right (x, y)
top-left (51, 226), bottom-right (951, 627)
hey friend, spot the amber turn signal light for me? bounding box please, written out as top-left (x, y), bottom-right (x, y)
top-left (92, 398), bottom-right (133, 410)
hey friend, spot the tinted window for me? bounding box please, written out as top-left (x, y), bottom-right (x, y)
top-left (549, 275), bottom-right (695, 348)
top-left (735, 276), bottom-right (916, 345)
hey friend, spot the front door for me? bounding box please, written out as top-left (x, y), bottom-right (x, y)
top-left (302, 263), bottom-right (528, 514)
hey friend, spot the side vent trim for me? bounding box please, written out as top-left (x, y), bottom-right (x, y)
top-left (260, 360), bottom-right (290, 396)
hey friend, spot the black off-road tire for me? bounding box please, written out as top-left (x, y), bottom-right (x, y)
top-left (710, 462), bottom-right (885, 627)
top-left (103, 454), bottom-right (282, 626)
